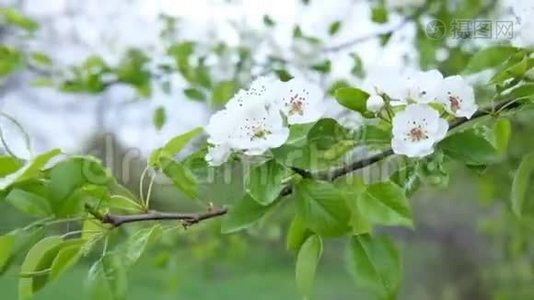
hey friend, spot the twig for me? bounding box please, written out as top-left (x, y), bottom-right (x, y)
top-left (87, 205), bottom-right (228, 228)
top-left (321, 2), bottom-right (429, 53)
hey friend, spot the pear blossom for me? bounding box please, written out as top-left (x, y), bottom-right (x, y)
top-left (276, 78), bottom-right (325, 124)
top-left (391, 104), bottom-right (448, 158)
top-left (225, 76), bottom-right (280, 110)
top-left (436, 75), bottom-right (477, 118)
top-left (229, 100), bottom-right (289, 155)
top-left (205, 144), bottom-right (232, 166)
top-left (362, 67), bottom-right (409, 102)
top-left (404, 70), bottom-right (443, 103)
top-left (205, 96), bottom-right (289, 166)
top-left (366, 94), bottom-right (385, 113)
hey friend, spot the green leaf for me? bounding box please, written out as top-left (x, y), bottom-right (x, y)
top-left (310, 60), bottom-right (331, 74)
top-left (371, 6), bottom-right (388, 24)
top-left (50, 239), bottom-right (85, 281)
top-left (30, 52), bottom-right (52, 67)
top-left (0, 155), bottom-right (22, 176)
top-left (0, 46), bottom-right (24, 77)
top-left (184, 88), bottom-right (206, 101)
top-left (328, 21), bottom-right (341, 36)
top-left (153, 106), bottom-right (166, 130)
top-left (464, 46), bottom-right (517, 74)
top-left (275, 69), bottom-right (293, 82)
top-left (0, 149), bottom-right (61, 191)
top-left (221, 194), bottom-right (276, 233)
top-left (334, 87), bottom-right (370, 113)
top-left (347, 234), bottom-right (401, 299)
top-left (246, 160), bottom-right (288, 205)
top-left (511, 152), bottom-right (534, 218)
top-left (307, 118), bottom-right (351, 150)
top-left (124, 225), bottom-right (162, 266)
top-left (211, 80), bottom-right (237, 107)
top-left (0, 8), bottom-right (39, 31)
top-left (48, 157), bottom-right (111, 216)
top-left (286, 215), bottom-right (312, 252)
top-left (494, 118), bottom-right (511, 154)
top-left (295, 234), bottom-right (322, 298)
top-left (5, 189), bottom-right (52, 218)
top-left (335, 177), bottom-right (372, 234)
top-left (357, 122), bottom-right (393, 145)
top-left (263, 15), bottom-right (275, 27)
top-left (0, 227), bottom-right (45, 275)
top-left (149, 127), bottom-right (203, 167)
top-left (359, 181), bottom-right (413, 227)
top-left (350, 54), bottom-right (365, 78)
top-left (87, 252), bottom-right (128, 300)
top-left (295, 179), bottom-right (351, 237)
top-left (505, 83), bottom-right (534, 101)
top-left (0, 234), bottom-right (15, 270)
top-left (439, 127), bottom-right (500, 166)
top-left (161, 158), bottom-right (198, 199)
top-left (19, 236), bottom-right (63, 300)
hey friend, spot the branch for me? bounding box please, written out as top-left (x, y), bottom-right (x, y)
top-left (317, 98), bottom-right (522, 181)
top-left (85, 98), bottom-right (522, 228)
top-left (321, 2), bottom-right (428, 53)
top-left (85, 204), bottom-right (228, 228)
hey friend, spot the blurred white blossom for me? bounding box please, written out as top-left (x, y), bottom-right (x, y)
top-left (391, 104), bottom-right (448, 158)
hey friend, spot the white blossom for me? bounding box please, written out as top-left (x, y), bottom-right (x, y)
top-left (391, 104), bottom-right (448, 158)
top-left (229, 100), bottom-right (289, 155)
top-left (437, 75), bottom-right (477, 118)
top-left (366, 94), bottom-right (385, 113)
top-left (205, 144), bottom-right (232, 166)
top-left (276, 78), bottom-right (325, 124)
top-left (225, 76), bottom-right (280, 110)
top-left (404, 70), bottom-right (443, 103)
top-left (205, 98), bottom-right (289, 165)
top-left (362, 67), bottom-right (408, 102)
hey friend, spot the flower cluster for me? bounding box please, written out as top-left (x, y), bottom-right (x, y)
top-left (205, 77), bottom-right (324, 166)
top-left (366, 69), bottom-right (478, 158)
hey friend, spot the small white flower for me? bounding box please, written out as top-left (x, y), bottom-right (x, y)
top-left (230, 100), bottom-right (289, 155)
top-left (366, 94), bottom-right (385, 113)
top-left (276, 78), bottom-right (325, 124)
top-left (205, 109), bottom-right (237, 145)
top-left (404, 70), bottom-right (443, 103)
top-left (391, 104), bottom-right (448, 158)
top-left (205, 144), bottom-right (232, 166)
top-left (362, 68), bottom-right (408, 102)
top-left (437, 75), bottom-right (477, 119)
top-left (225, 76), bottom-right (280, 110)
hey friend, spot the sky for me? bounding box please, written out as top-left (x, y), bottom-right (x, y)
top-left (0, 0), bottom-right (422, 159)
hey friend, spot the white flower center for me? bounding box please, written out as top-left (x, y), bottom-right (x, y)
top-left (285, 89), bottom-right (309, 116)
top-left (404, 121), bottom-right (429, 142)
top-left (447, 92), bottom-right (463, 112)
top-left (242, 117), bottom-right (271, 141)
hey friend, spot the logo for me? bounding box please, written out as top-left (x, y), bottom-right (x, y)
top-left (425, 19), bottom-right (447, 40)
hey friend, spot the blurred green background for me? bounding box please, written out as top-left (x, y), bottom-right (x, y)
top-left (2, 0), bottom-right (534, 299)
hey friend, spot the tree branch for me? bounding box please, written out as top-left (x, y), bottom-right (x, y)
top-left (321, 2), bottom-right (429, 53)
top-left (86, 204), bottom-right (228, 228)
top-left (317, 97), bottom-right (521, 181)
top-left (87, 98), bottom-right (522, 228)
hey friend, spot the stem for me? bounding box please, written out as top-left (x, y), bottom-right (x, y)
top-left (89, 207), bottom-right (228, 228)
